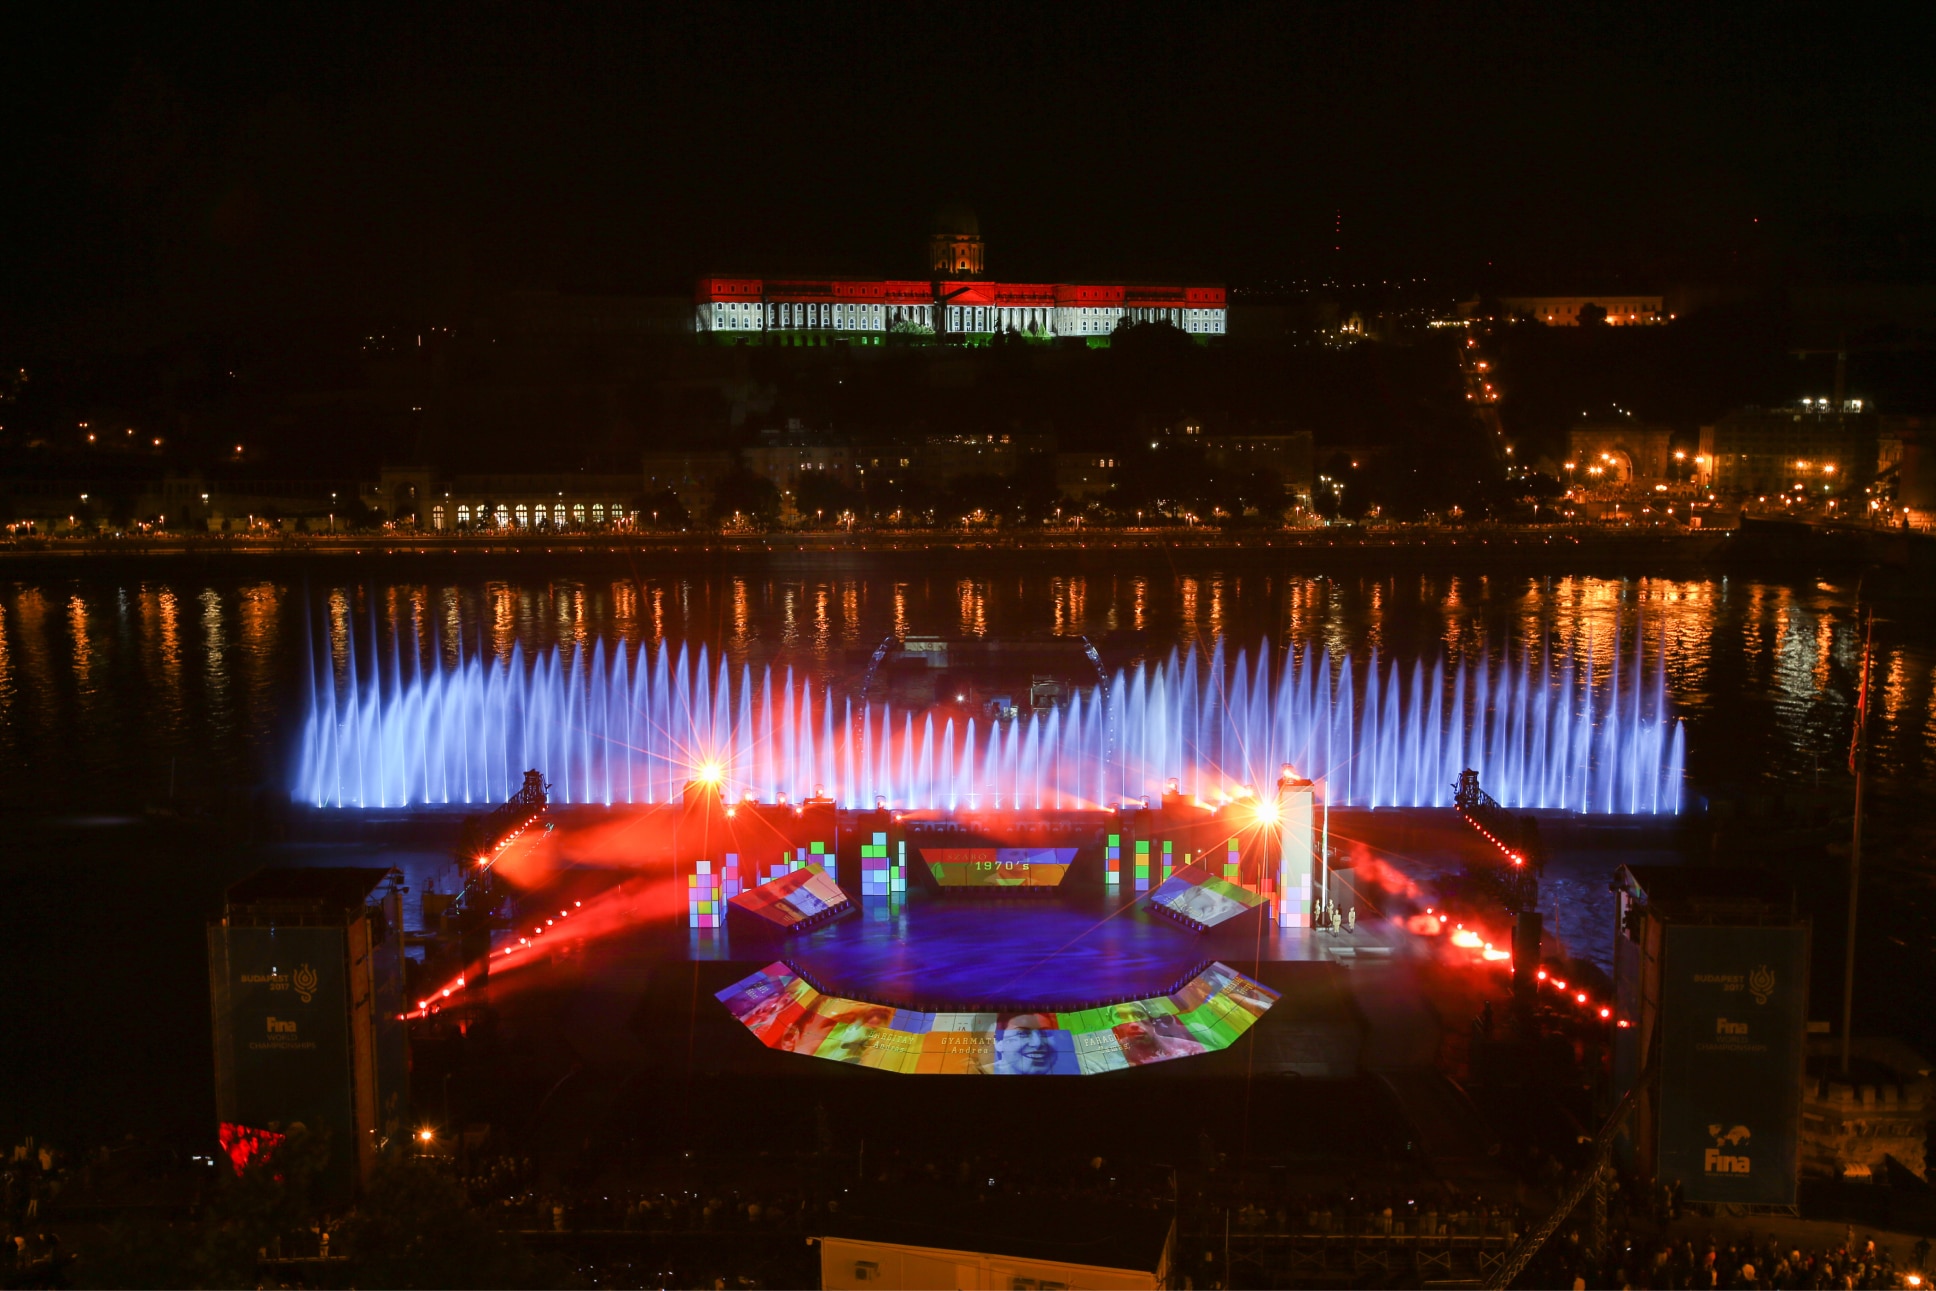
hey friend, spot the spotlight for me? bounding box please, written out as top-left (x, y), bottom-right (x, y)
top-left (1252, 797), bottom-right (1281, 825)
top-left (696, 760), bottom-right (723, 786)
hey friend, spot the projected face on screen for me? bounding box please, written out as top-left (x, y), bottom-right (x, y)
top-left (1115, 1013), bottom-right (1208, 1066)
top-left (716, 962), bottom-right (1278, 1075)
top-left (817, 1004), bottom-right (898, 1064)
top-left (990, 1013), bottom-right (1076, 1075)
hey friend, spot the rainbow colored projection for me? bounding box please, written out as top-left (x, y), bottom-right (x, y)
top-left (729, 864), bottom-right (849, 931)
top-left (920, 848), bottom-right (1077, 888)
top-left (295, 614), bottom-right (1684, 814)
top-left (715, 960), bottom-right (1278, 1074)
top-left (1149, 860), bottom-right (1271, 930)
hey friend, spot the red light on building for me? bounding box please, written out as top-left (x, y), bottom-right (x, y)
top-left (694, 213), bottom-right (1225, 342)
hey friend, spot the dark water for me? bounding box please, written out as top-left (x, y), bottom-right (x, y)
top-left (5, 559), bottom-right (1935, 807)
top-left (4, 553), bottom-right (1934, 1146)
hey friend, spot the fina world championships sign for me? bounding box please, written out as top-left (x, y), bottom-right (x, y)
top-left (1656, 925), bottom-right (1809, 1205)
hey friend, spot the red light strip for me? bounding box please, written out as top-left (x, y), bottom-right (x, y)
top-left (403, 896), bottom-right (585, 1020)
top-left (1457, 809), bottom-right (1525, 865)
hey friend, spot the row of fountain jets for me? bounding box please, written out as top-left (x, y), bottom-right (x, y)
top-left (293, 612), bottom-right (1684, 815)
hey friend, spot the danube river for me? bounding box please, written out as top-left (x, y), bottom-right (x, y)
top-left (3, 550), bottom-right (1932, 1145)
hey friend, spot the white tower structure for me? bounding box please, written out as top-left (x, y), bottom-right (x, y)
top-left (1276, 767), bottom-right (1315, 928)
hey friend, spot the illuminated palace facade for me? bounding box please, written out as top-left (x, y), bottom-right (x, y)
top-left (694, 210), bottom-right (1227, 342)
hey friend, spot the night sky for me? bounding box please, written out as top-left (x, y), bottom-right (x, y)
top-left (4, 3), bottom-right (1933, 349)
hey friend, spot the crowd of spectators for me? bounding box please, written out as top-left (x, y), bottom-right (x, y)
top-left (1536, 1224), bottom-right (1927, 1289)
top-left (9, 1127), bottom-right (1934, 1289)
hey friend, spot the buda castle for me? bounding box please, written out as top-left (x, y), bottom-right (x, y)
top-left (694, 208), bottom-right (1226, 343)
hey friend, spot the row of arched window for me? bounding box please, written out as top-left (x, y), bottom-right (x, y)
top-left (430, 502), bottom-right (631, 532)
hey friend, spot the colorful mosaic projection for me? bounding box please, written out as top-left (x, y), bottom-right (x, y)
top-left (920, 848), bottom-right (1076, 889)
top-left (715, 961), bottom-right (1278, 1074)
top-left (1105, 834), bottom-right (1122, 885)
top-left (762, 839), bottom-right (831, 886)
top-left (688, 860), bottom-right (725, 928)
top-left (692, 839), bottom-right (836, 928)
top-left (1147, 860), bottom-right (1269, 929)
top-left (730, 863), bottom-right (849, 929)
top-left (859, 831), bottom-right (906, 897)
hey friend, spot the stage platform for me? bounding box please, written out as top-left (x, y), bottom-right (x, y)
top-left (363, 803), bottom-right (1683, 1085)
top-left (785, 897), bottom-right (1225, 1012)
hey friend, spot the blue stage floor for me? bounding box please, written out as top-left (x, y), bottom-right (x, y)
top-left (785, 896), bottom-right (1218, 1011)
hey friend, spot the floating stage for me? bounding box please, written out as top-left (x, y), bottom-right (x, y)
top-left (408, 787), bottom-right (1681, 1088)
top-left (293, 623), bottom-right (1692, 1160)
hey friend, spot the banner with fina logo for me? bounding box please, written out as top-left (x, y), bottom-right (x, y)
top-left (1657, 925), bottom-right (1807, 1205)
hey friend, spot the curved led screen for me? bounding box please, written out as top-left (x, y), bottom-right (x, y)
top-left (920, 847), bottom-right (1076, 888)
top-left (715, 960), bottom-right (1277, 1074)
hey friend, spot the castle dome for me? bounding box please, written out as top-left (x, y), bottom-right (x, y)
top-left (929, 204), bottom-right (985, 277)
top-left (931, 203), bottom-right (980, 238)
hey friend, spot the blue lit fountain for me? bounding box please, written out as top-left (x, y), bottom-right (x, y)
top-left (293, 614), bottom-right (1683, 814)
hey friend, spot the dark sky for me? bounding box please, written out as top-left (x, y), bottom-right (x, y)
top-left (5, 3), bottom-right (1933, 348)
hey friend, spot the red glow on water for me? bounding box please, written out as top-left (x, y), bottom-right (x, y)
top-left (1343, 852), bottom-right (1423, 901)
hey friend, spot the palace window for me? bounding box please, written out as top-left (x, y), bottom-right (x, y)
top-left (591, 504), bottom-right (606, 523)
top-left (553, 504), bottom-right (565, 526)
top-left (432, 504), bottom-right (446, 531)
top-left (514, 503), bottom-right (529, 527)
top-left (494, 504), bottom-right (509, 527)
top-left (456, 504), bottom-right (470, 527)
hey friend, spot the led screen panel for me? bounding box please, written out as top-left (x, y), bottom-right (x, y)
top-left (1657, 924), bottom-right (1807, 1205)
top-left (729, 864), bottom-right (849, 929)
top-left (207, 925), bottom-right (356, 1195)
top-left (1148, 861), bottom-right (1268, 928)
top-left (920, 847), bottom-right (1076, 888)
top-left (715, 960), bottom-right (1278, 1074)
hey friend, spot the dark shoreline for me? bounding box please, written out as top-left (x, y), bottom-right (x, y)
top-left (3, 521), bottom-right (1930, 583)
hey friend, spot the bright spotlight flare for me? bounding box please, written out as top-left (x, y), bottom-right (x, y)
top-left (294, 614), bottom-right (1684, 815)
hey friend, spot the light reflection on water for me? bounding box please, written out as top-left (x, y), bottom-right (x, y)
top-left (0, 569), bottom-right (1930, 813)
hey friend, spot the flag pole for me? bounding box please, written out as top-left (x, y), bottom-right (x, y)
top-left (1841, 606), bottom-right (1873, 1076)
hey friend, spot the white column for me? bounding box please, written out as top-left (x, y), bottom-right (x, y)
top-left (1276, 777), bottom-right (1315, 928)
